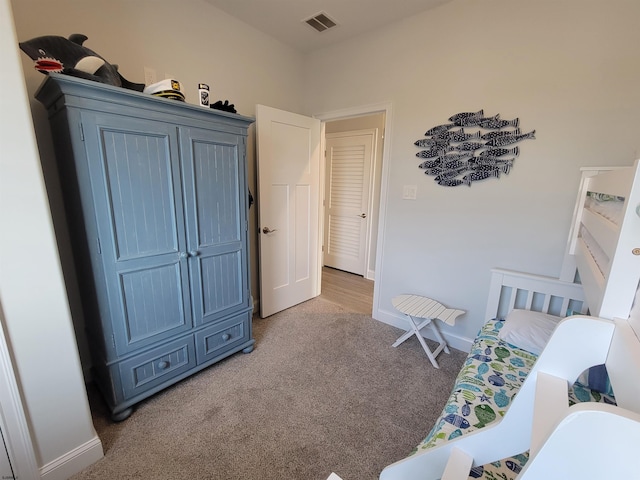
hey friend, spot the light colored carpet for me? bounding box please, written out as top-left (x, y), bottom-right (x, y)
top-left (72, 297), bottom-right (466, 480)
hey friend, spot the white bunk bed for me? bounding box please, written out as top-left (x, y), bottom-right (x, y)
top-left (379, 159), bottom-right (640, 480)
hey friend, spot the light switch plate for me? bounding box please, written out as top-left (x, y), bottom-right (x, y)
top-left (403, 185), bottom-right (417, 200)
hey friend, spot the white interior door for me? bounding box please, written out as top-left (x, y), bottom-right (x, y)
top-left (324, 130), bottom-right (375, 276)
top-left (256, 105), bottom-right (321, 318)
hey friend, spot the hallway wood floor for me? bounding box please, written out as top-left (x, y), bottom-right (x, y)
top-left (320, 266), bottom-right (374, 315)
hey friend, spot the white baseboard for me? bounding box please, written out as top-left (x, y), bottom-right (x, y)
top-left (40, 435), bottom-right (103, 480)
top-left (374, 307), bottom-right (473, 353)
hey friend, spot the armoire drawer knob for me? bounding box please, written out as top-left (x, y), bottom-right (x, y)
top-left (222, 333), bottom-right (230, 341)
top-left (157, 361), bottom-right (169, 370)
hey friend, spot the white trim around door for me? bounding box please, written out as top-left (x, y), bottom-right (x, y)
top-left (313, 102), bottom-right (393, 322)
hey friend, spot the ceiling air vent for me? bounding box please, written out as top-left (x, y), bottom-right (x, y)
top-left (304, 12), bottom-right (338, 33)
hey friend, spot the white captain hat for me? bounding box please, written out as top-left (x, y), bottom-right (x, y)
top-left (143, 79), bottom-right (185, 101)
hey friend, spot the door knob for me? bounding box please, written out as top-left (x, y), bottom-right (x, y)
top-left (262, 227), bottom-right (278, 234)
top-left (358, 213), bottom-right (367, 218)
top-left (189, 250), bottom-right (199, 257)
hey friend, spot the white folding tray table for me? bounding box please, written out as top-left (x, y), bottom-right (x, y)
top-left (392, 294), bottom-right (465, 368)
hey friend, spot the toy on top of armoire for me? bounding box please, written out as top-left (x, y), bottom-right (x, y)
top-left (19, 33), bottom-right (144, 91)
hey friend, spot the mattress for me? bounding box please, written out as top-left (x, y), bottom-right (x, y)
top-left (410, 319), bottom-right (615, 480)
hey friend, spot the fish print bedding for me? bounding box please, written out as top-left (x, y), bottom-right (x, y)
top-left (410, 319), bottom-right (615, 480)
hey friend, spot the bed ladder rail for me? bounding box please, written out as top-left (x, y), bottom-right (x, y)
top-left (529, 372), bottom-right (569, 457)
top-left (440, 448), bottom-right (473, 480)
top-left (519, 403), bottom-right (640, 478)
top-left (379, 315), bottom-right (615, 480)
top-left (439, 371), bottom-right (569, 480)
top-left (440, 372), bottom-right (640, 480)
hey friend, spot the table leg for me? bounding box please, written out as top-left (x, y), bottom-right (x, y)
top-left (429, 321), bottom-right (451, 355)
top-left (392, 315), bottom-right (442, 368)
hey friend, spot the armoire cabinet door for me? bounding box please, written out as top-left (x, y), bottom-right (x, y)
top-left (179, 127), bottom-right (250, 325)
top-left (81, 112), bottom-right (193, 356)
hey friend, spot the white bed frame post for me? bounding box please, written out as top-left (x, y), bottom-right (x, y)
top-left (559, 167), bottom-right (615, 282)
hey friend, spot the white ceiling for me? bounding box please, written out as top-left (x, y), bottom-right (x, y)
top-left (203, 0), bottom-right (453, 53)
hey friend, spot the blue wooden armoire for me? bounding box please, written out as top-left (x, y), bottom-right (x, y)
top-left (36, 74), bottom-right (255, 421)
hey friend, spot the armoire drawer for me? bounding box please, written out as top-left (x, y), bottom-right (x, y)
top-left (119, 336), bottom-right (197, 400)
top-left (195, 312), bottom-right (250, 364)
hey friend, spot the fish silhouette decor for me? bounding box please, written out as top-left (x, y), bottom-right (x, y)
top-left (415, 110), bottom-right (535, 187)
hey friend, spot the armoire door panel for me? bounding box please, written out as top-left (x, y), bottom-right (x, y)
top-left (197, 250), bottom-right (243, 319)
top-left (192, 142), bottom-right (242, 246)
top-left (101, 128), bottom-right (180, 261)
top-left (180, 127), bottom-right (250, 324)
top-left (182, 133), bottom-right (242, 245)
top-left (81, 112), bottom-right (192, 354)
top-left (118, 261), bottom-right (191, 345)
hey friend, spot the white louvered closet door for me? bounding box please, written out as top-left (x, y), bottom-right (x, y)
top-left (324, 130), bottom-right (375, 276)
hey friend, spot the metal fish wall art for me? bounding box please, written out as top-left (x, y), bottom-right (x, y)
top-left (414, 138), bottom-right (451, 148)
top-left (448, 110), bottom-right (484, 122)
top-left (480, 129), bottom-right (520, 140)
top-left (414, 111), bottom-right (535, 186)
top-left (416, 146), bottom-right (454, 158)
top-left (477, 117), bottom-right (520, 129)
top-left (478, 146), bottom-right (520, 158)
top-left (425, 123), bottom-right (455, 136)
top-left (449, 129), bottom-right (481, 142)
top-left (484, 130), bottom-right (535, 147)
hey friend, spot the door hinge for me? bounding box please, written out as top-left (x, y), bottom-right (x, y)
top-left (322, 245), bottom-right (324, 252)
top-left (79, 122), bottom-right (85, 141)
top-left (96, 237), bottom-right (102, 254)
top-left (111, 334), bottom-right (116, 350)
top-left (245, 220), bottom-right (248, 232)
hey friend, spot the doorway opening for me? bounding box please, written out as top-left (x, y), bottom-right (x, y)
top-left (320, 110), bottom-right (387, 316)
top-left (255, 103), bottom-right (392, 319)
top-left (320, 266), bottom-right (373, 314)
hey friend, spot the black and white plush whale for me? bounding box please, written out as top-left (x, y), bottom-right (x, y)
top-left (19, 33), bottom-right (144, 91)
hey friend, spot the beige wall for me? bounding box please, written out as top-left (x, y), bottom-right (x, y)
top-left (0, 0), bottom-right (101, 473)
top-left (304, 0), bottom-right (640, 345)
